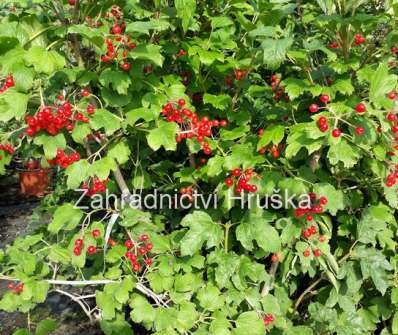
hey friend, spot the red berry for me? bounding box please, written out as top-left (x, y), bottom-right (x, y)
top-left (87, 246), bottom-right (96, 255)
top-left (319, 196), bottom-right (328, 205)
top-left (132, 262), bottom-right (140, 272)
top-left (68, 0), bottom-right (76, 5)
top-left (92, 229), bottom-right (101, 238)
top-left (145, 258), bottom-right (153, 266)
top-left (7, 282), bottom-right (14, 290)
top-left (355, 127), bottom-right (365, 136)
top-left (138, 247), bottom-right (146, 255)
top-left (309, 104), bottom-right (319, 113)
top-left (75, 239), bottom-right (84, 247)
top-left (146, 243), bottom-right (153, 250)
top-left (121, 62), bottom-right (131, 71)
top-left (26, 128), bottom-right (35, 136)
top-left (332, 129), bottom-right (341, 137)
top-left (319, 123), bottom-right (329, 132)
top-left (125, 251), bottom-right (133, 259)
top-left (391, 47), bottom-right (397, 54)
top-left (387, 113), bottom-right (396, 122)
top-left (313, 249), bottom-right (322, 257)
top-left (232, 168), bottom-right (241, 177)
top-left (220, 120), bottom-right (228, 127)
top-left (388, 92), bottom-right (396, 100)
top-left (392, 125), bottom-right (398, 133)
top-left (318, 235), bottom-right (327, 243)
top-left (124, 240), bottom-right (134, 249)
top-left (318, 116), bottom-right (327, 124)
top-left (271, 254), bottom-right (279, 263)
top-left (303, 249), bottom-right (311, 257)
top-left (306, 215), bottom-right (313, 222)
top-left (320, 94), bottom-right (330, 103)
top-left (73, 246), bottom-right (81, 256)
top-left (177, 98), bottom-right (185, 106)
top-left (355, 103), bottom-right (366, 113)
top-left (140, 234), bottom-right (149, 241)
top-left (225, 178), bottom-right (234, 187)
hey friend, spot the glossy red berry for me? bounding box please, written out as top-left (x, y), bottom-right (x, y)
top-left (303, 249), bottom-right (311, 257)
top-left (388, 92), bottom-right (396, 100)
top-left (138, 247), bottom-right (146, 255)
top-left (320, 94), bottom-right (330, 103)
top-left (75, 239), bottom-right (84, 247)
top-left (313, 249), bottom-right (322, 257)
top-left (232, 168), bottom-right (241, 177)
top-left (318, 235), bottom-right (327, 243)
top-left (145, 258), bottom-right (153, 266)
top-left (319, 123), bottom-right (329, 132)
top-left (355, 103), bottom-right (366, 113)
top-left (309, 104), bottom-right (319, 113)
top-left (140, 234), bottom-right (149, 242)
top-left (318, 116), bottom-right (327, 124)
top-left (7, 282), bottom-right (14, 290)
top-left (124, 240), bottom-right (134, 249)
top-left (387, 113), bottom-right (396, 122)
top-left (146, 243), bottom-right (153, 250)
top-left (87, 245), bottom-right (96, 255)
top-left (355, 127), bottom-right (365, 135)
top-left (319, 196), bottom-right (328, 205)
top-left (121, 62), bottom-right (131, 71)
top-left (92, 229), bottom-right (101, 238)
top-left (225, 178), bottom-right (234, 187)
top-left (306, 215), bottom-right (313, 222)
top-left (68, 0), bottom-right (76, 5)
top-left (177, 98), bottom-right (186, 106)
top-left (332, 129), bottom-right (341, 137)
top-left (73, 246), bottom-right (81, 256)
top-left (271, 254), bottom-right (279, 263)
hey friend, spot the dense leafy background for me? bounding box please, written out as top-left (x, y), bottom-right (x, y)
top-left (0, 0), bottom-right (398, 334)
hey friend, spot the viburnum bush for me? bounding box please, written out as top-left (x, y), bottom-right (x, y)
top-left (1, 0), bottom-right (398, 334)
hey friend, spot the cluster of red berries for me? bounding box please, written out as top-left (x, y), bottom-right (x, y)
top-left (81, 177), bottom-right (108, 196)
top-left (353, 33), bottom-right (366, 46)
top-left (176, 49), bottom-right (187, 58)
top-left (7, 282), bottom-right (24, 294)
top-left (0, 75), bottom-right (14, 93)
top-left (224, 168), bottom-right (259, 193)
top-left (0, 143), bottom-right (14, 155)
top-left (234, 69), bottom-right (248, 81)
top-left (73, 237), bottom-right (98, 256)
top-left (24, 159), bottom-right (40, 170)
top-left (294, 194), bottom-right (328, 218)
top-left (303, 247), bottom-right (322, 258)
top-left (47, 149), bottom-right (80, 169)
top-left (25, 93), bottom-right (93, 137)
top-left (257, 129), bottom-right (283, 159)
top-left (179, 186), bottom-right (194, 202)
top-left (124, 234), bottom-right (154, 272)
top-left (162, 99), bottom-right (227, 155)
top-left (270, 74), bottom-right (289, 102)
top-left (263, 314), bottom-right (274, 326)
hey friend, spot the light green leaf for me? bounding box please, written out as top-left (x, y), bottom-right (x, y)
top-left (48, 203), bottom-right (83, 234)
top-left (147, 121), bottom-right (178, 151)
top-left (24, 46), bottom-right (65, 74)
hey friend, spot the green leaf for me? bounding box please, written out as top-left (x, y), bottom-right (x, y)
top-left (261, 37), bottom-right (293, 69)
top-left (232, 312), bottom-right (265, 335)
top-left (147, 121), bottom-right (178, 151)
top-left (357, 204), bottom-right (393, 244)
top-left (203, 93), bottom-right (232, 110)
top-left (392, 312), bottom-right (398, 334)
top-left (175, 0), bottom-right (197, 32)
top-left (176, 302), bottom-right (198, 332)
top-left (89, 156), bottom-right (117, 180)
top-left (48, 203), bottom-right (83, 234)
top-left (35, 319), bottom-right (57, 335)
top-left (257, 125), bottom-right (285, 149)
top-left (196, 284), bottom-right (225, 311)
top-left (108, 142), bottom-right (131, 164)
top-left (180, 211), bottom-right (223, 256)
top-left (130, 293), bottom-right (156, 323)
top-left (65, 159), bottom-right (90, 189)
top-left (0, 90), bottom-right (29, 122)
top-left (236, 212), bottom-right (281, 253)
top-left (210, 316), bottom-right (231, 335)
top-left (99, 69), bottom-right (131, 95)
top-left (126, 20), bottom-right (170, 35)
top-left (327, 139), bottom-right (361, 168)
top-left (24, 46), bottom-right (65, 74)
top-left (369, 63), bottom-right (397, 105)
top-left (90, 109), bottom-right (121, 136)
top-left (33, 133), bottom-right (66, 159)
top-left (130, 44), bottom-right (164, 67)
top-left (71, 123), bottom-right (91, 144)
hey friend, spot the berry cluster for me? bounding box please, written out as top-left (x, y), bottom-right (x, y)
top-left (303, 248), bottom-right (322, 258)
top-left (179, 186), bottom-right (194, 202)
top-left (270, 74), bottom-right (289, 102)
top-left (257, 129), bottom-right (283, 158)
top-left (294, 194), bottom-right (328, 218)
top-left (7, 281), bottom-right (24, 294)
top-left (81, 177), bottom-right (108, 196)
top-left (0, 143), bottom-right (14, 155)
top-left (224, 168), bottom-right (259, 193)
top-left (25, 96), bottom-right (93, 137)
top-left (73, 237), bottom-right (98, 256)
top-left (47, 149), bottom-right (80, 169)
top-left (234, 69), bottom-right (248, 81)
top-left (353, 33), bottom-right (366, 46)
top-left (263, 314), bottom-right (274, 326)
top-left (162, 99), bottom-right (227, 155)
top-left (124, 234), bottom-right (154, 272)
top-left (24, 159), bottom-right (40, 170)
top-left (0, 75), bottom-right (15, 93)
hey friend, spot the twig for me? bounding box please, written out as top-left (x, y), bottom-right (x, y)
top-left (261, 261), bottom-right (279, 296)
top-left (55, 288), bottom-right (95, 322)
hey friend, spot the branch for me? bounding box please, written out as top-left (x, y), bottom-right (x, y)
top-left (261, 261), bottom-right (279, 296)
top-left (55, 288), bottom-right (95, 322)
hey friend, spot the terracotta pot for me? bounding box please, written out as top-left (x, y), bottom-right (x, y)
top-left (18, 168), bottom-right (52, 197)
